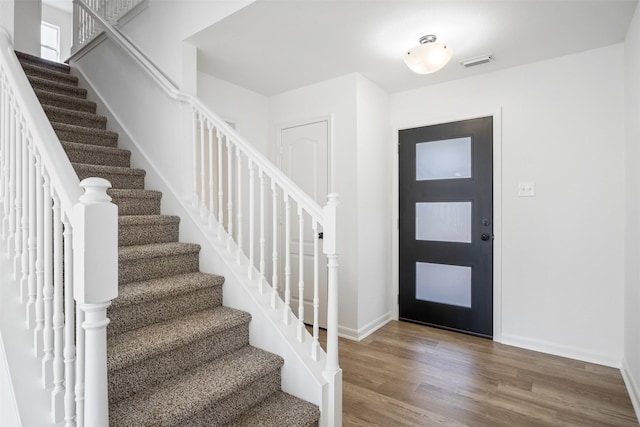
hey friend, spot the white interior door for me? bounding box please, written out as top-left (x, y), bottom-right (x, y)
top-left (280, 120), bottom-right (329, 327)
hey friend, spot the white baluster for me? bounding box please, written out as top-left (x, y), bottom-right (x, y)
top-left (199, 114), bottom-right (206, 218)
top-left (258, 169), bottom-right (266, 293)
top-left (270, 180), bottom-right (278, 309)
top-left (75, 306), bottom-right (84, 427)
top-left (73, 178), bottom-right (118, 427)
top-left (5, 98), bottom-right (16, 253)
top-left (51, 192), bottom-right (64, 421)
top-left (63, 215), bottom-right (76, 427)
top-left (207, 122), bottom-right (215, 228)
top-left (13, 116), bottom-right (23, 278)
top-left (311, 219), bottom-right (320, 361)
top-left (236, 148), bottom-right (243, 265)
top-left (0, 78), bottom-right (6, 212)
top-left (248, 159), bottom-right (255, 279)
top-left (191, 108), bottom-right (198, 208)
top-left (216, 130), bottom-right (224, 240)
top-left (26, 143), bottom-right (37, 329)
top-left (34, 152), bottom-right (45, 357)
top-left (283, 193), bottom-right (291, 325)
top-left (19, 127), bottom-right (29, 303)
top-left (42, 170), bottom-right (54, 388)
top-left (226, 140), bottom-right (234, 252)
top-left (297, 206), bottom-right (305, 342)
top-left (322, 193), bottom-right (342, 427)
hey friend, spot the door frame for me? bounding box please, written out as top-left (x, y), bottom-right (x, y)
top-left (391, 108), bottom-right (503, 342)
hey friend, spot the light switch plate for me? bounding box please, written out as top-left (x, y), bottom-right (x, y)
top-left (518, 181), bottom-right (535, 197)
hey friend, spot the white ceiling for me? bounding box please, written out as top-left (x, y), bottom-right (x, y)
top-left (187, 0), bottom-right (638, 96)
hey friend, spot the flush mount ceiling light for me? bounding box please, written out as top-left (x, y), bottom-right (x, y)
top-left (404, 34), bottom-right (453, 74)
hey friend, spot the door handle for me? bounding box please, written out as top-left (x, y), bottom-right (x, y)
top-left (318, 232), bottom-right (324, 239)
top-left (481, 233), bottom-right (493, 241)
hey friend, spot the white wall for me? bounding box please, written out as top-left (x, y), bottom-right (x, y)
top-left (391, 44), bottom-right (626, 367)
top-left (624, 4), bottom-right (640, 416)
top-left (42, 3), bottom-right (71, 61)
top-left (13, 0), bottom-right (41, 56)
top-left (120, 0), bottom-right (255, 89)
top-left (0, 0), bottom-right (15, 43)
top-left (355, 75), bottom-right (393, 335)
top-left (197, 71), bottom-right (269, 155)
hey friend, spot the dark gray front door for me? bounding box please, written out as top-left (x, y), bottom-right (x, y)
top-left (399, 117), bottom-right (493, 338)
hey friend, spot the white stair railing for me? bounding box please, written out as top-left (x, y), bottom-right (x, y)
top-left (72, 2), bottom-right (342, 425)
top-left (0, 29), bottom-right (118, 427)
top-left (72, 0), bottom-right (146, 54)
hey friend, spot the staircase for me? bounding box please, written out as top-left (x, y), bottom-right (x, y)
top-left (15, 51), bottom-right (320, 427)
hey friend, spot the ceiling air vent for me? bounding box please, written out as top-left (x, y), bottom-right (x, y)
top-left (461, 55), bottom-right (493, 68)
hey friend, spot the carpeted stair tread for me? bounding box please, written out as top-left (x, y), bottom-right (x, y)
top-left (119, 242), bottom-right (200, 261)
top-left (26, 74), bottom-right (87, 98)
top-left (20, 61), bottom-right (78, 85)
top-left (118, 242), bottom-right (201, 284)
top-left (72, 162), bottom-right (145, 189)
top-left (53, 122), bottom-right (119, 147)
top-left (107, 189), bottom-right (162, 215)
top-left (107, 306), bottom-right (251, 372)
top-left (231, 392), bottom-right (321, 427)
top-left (35, 89), bottom-right (97, 113)
top-left (15, 51), bottom-right (71, 73)
top-left (111, 272), bottom-right (223, 310)
top-left (118, 215), bottom-right (180, 246)
top-left (108, 272), bottom-right (223, 338)
top-left (61, 141), bottom-right (131, 167)
top-left (108, 346), bottom-right (283, 427)
top-left (43, 104), bottom-right (107, 129)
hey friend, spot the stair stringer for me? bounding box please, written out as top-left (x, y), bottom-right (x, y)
top-left (69, 38), bottom-right (331, 425)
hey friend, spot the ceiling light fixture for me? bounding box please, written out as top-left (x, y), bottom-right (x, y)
top-left (403, 34), bottom-right (453, 74)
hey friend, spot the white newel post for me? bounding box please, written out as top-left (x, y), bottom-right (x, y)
top-left (322, 193), bottom-right (342, 427)
top-left (73, 178), bottom-right (118, 427)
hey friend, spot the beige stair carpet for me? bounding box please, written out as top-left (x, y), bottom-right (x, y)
top-left (16, 50), bottom-right (320, 427)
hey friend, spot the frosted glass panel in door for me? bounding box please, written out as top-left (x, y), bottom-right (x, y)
top-left (416, 202), bottom-right (472, 243)
top-left (416, 137), bottom-right (471, 180)
top-left (416, 262), bottom-right (472, 307)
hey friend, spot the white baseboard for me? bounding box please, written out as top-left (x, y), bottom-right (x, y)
top-left (0, 332), bottom-right (21, 427)
top-left (622, 358), bottom-right (640, 422)
top-left (501, 333), bottom-right (621, 368)
top-left (338, 312), bottom-right (393, 341)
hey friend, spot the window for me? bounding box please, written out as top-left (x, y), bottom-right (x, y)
top-left (41, 22), bottom-right (60, 62)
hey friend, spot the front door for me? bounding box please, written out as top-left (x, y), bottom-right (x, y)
top-left (399, 117), bottom-right (493, 337)
top-left (280, 120), bottom-right (329, 327)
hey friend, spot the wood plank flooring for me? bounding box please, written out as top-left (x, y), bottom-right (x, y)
top-left (333, 320), bottom-right (637, 426)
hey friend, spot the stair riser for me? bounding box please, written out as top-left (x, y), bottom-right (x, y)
top-left (73, 166), bottom-right (145, 189)
top-left (63, 146), bottom-right (130, 168)
top-left (108, 324), bottom-right (250, 405)
top-left (55, 128), bottom-right (118, 148)
top-left (118, 221), bottom-right (179, 246)
top-left (108, 286), bottom-right (222, 337)
top-left (23, 67), bottom-right (77, 86)
top-left (36, 92), bottom-right (97, 114)
top-left (45, 108), bottom-right (107, 129)
top-left (28, 77), bottom-right (86, 99)
top-left (119, 252), bottom-right (200, 284)
top-left (185, 370), bottom-right (282, 427)
top-left (108, 194), bottom-right (161, 216)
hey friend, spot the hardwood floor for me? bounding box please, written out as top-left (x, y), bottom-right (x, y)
top-left (333, 320), bottom-right (637, 427)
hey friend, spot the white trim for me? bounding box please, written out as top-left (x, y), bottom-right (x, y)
top-left (338, 312), bottom-right (393, 341)
top-left (0, 332), bottom-right (21, 427)
top-left (622, 358), bottom-right (640, 422)
top-left (390, 108), bottom-right (504, 342)
top-left (501, 333), bottom-right (621, 368)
